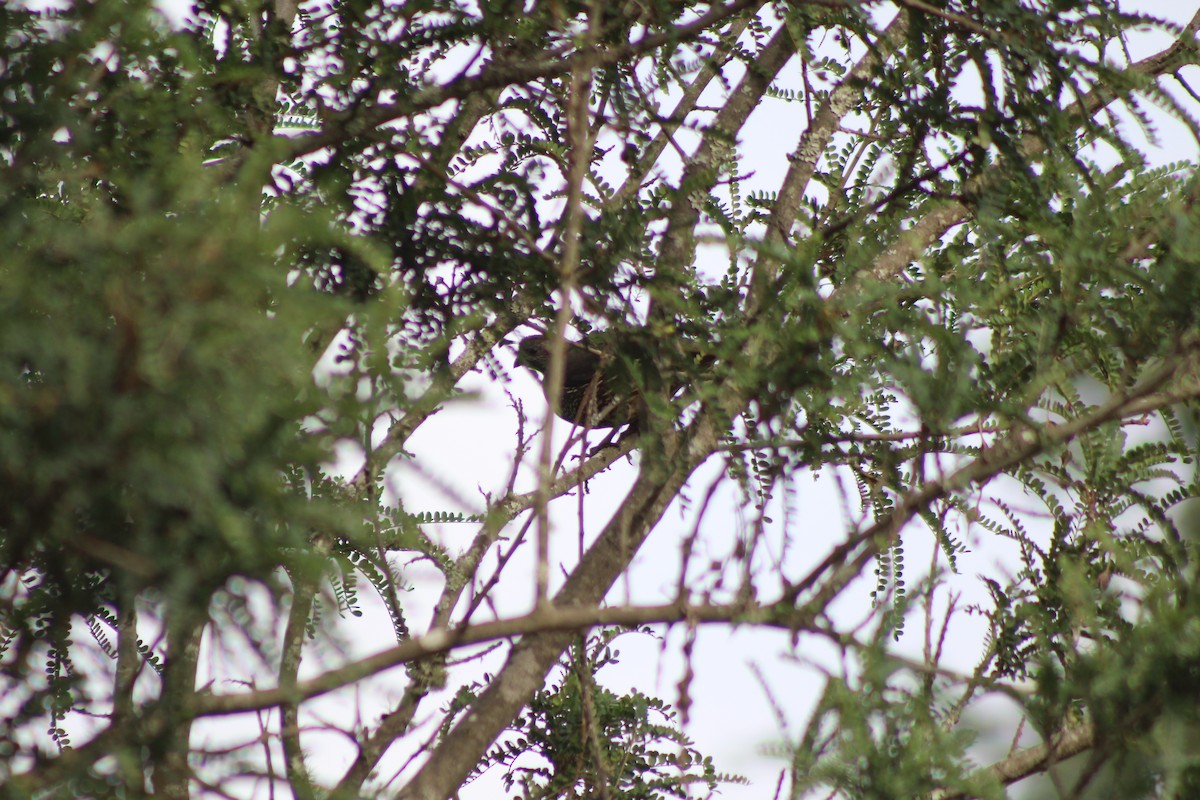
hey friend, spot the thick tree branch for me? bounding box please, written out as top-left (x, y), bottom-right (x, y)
top-left (610, 11), bottom-right (761, 207)
top-left (194, 593), bottom-right (808, 719)
top-left (748, 11), bottom-right (911, 308)
top-left (394, 421), bottom-right (719, 799)
top-left (657, 19), bottom-right (798, 274)
top-left (938, 721), bottom-right (1096, 799)
top-left (279, 576), bottom-right (318, 800)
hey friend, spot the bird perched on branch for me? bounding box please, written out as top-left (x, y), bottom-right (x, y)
top-left (514, 334), bottom-right (642, 430)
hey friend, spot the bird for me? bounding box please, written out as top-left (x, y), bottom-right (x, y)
top-left (514, 334), bottom-right (642, 430)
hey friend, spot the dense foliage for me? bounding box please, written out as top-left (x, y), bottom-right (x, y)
top-left (4, 0), bottom-right (1200, 798)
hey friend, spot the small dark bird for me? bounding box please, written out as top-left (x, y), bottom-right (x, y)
top-left (514, 335), bottom-right (641, 429)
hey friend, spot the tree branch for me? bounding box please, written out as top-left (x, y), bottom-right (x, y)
top-left (938, 721), bottom-right (1096, 799)
top-left (194, 592), bottom-right (805, 720)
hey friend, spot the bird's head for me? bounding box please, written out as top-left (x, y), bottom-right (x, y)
top-left (514, 335), bottom-right (552, 374)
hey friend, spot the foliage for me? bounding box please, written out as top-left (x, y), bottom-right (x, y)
top-left (3, 0), bottom-right (1200, 798)
top-left (479, 631), bottom-right (741, 799)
